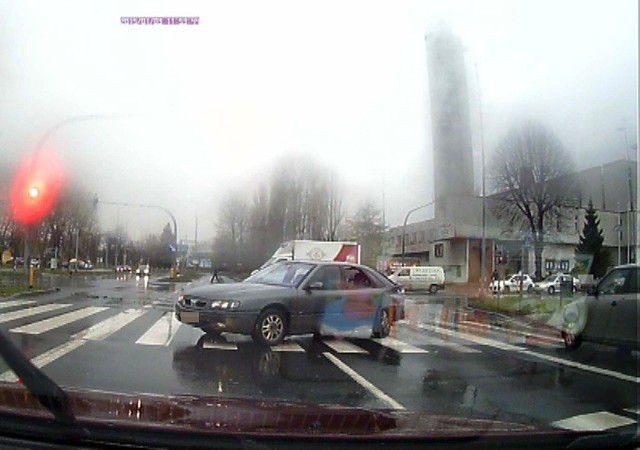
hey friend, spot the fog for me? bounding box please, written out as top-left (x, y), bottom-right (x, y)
top-left (1, 0), bottom-right (637, 242)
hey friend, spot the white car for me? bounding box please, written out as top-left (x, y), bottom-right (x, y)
top-left (489, 274), bottom-right (535, 293)
top-left (533, 273), bottom-right (579, 295)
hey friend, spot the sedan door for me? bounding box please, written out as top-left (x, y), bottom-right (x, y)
top-left (293, 265), bottom-right (343, 334)
top-left (604, 267), bottom-right (638, 346)
top-left (584, 268), bottom-right (632, 342)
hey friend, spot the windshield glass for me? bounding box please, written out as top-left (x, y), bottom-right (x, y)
top-left (0, 0), bottom-right (637, 447)
top-left (243, 262), bottom-right (314, 287)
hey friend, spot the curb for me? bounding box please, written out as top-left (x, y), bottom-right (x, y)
top-left (10, 287), bottom-right (60, 298)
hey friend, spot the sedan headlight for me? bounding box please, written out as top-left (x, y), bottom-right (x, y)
top-left (211, 300), bottom-right (241, 309)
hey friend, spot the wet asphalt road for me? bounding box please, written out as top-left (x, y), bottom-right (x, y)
top-left (0, 272), bottom-right (637, 433)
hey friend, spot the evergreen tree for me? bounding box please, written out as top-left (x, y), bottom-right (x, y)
top-left (576, 200), bottom-right (611, 278)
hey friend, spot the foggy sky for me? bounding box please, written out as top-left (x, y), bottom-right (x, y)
top-left (1, 0), bottom-right (637, 242)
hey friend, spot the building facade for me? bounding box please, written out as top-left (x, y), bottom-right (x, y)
top-left (383, 160), bottom-right (638, 283)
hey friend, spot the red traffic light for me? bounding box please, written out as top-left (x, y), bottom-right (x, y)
top-left (9, 150), bottom-right (64, 225)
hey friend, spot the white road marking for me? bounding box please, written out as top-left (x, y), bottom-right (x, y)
top-left (624, 407), bottom-right (640, 416)
top-left (0, 303), bottom-right (71, 324)
top-left (323, 339), bottom-right (368, 354)
top-left (73, 309), bottom-right (147, 340)
top-left (458, 319), bottom-right (563, 344)
top-left (272, 341), bottom-right (305, 352)
top-left (397, 326), bottom-right (480, 353)
top-left (10, 306), bottom-right (108, 334)
top-left (202, 341), bottom-right (238, 350)
top-left (0, 300), bottom-right (37, 310)
top-left (0, 308), bottom-right (148, 382)
top-left (135, 313), bottom-right (182, 346)
top-left (324, 352), bottom-right (405, 410)
top-left (552, 411), bottom-right (636, 431)
top-left (373, 337), bottom-right (429, 353)
top-left (520, 349), bottom-right (640, 384)
top-left (419, 324), bottom-right (640, 384)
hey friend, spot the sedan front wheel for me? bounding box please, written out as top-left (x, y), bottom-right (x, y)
top-left (253, 308), bottom-right (287, 346)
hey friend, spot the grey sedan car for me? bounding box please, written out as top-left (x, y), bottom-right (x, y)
top-left (175, 261), bottom-right (406, 346)
top-left (561, 264), bottom-right (638, 350)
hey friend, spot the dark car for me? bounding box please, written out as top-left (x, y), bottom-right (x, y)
top-left (561, 264), bottom-right (639, 351)
top-left (175, 261), bottom-right (406, 346)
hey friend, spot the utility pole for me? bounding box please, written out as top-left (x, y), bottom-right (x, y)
top-left (401, 201), bottom-right (435, 266)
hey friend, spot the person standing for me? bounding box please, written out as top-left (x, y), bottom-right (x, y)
top-left (211, 267), bottom-right (221, 283)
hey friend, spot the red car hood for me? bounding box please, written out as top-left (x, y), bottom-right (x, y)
top-left (0, 382), bottom-right (541, 439)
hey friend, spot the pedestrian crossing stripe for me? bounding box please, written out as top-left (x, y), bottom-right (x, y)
top-left (372, 337), bottom-right (429, 353)
top-left (10, 306), bottom-right (108, 335)
top-left (135, 313), bottom-right (182, 346)
top-left (0, 303), bottom-right (71, 324)
top-left (323, 339), bottom-right (368, 354)
top-left (0, 300), bottom-right (37, 310)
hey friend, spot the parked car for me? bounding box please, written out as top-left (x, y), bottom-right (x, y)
top-left (532, 273), bottom-right (579, 294)
top-left (175, 261), bottom-right (406, 346)
top-left (490, 274), bottom-right (535, 293)
top-left (115, 265), bottom-right (132, 273)
top-left (561, 264), bottom-right (639, 350)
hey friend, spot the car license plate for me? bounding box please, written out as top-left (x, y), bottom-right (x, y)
top-left (181, 311), bottom-right (199, 323)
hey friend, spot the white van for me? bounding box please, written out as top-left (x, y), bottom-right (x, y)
top-left (389, 266), bottom-right (445, 294)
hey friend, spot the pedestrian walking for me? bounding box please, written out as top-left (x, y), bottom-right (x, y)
top-left (211, 267), bottom-right (221, 283)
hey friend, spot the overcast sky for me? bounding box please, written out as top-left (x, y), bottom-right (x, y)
top-left (1, 0), bottom-right (637, 242)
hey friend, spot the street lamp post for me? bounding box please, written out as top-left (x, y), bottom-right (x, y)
top-left (96, 199), bottom-right (178, 272)
top-left (617, 126), bottom-right (635, 263)
top-left (401, 201), bottom-right (435, 266)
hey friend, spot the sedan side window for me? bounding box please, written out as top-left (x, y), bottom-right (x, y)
top-left (597, 269), bottom-right (630, 296)
top-left (343, 268), bottom-right (372, 289)
top-left (306, 266), bottom-right (341, 290)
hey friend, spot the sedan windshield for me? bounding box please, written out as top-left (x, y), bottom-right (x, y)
top-left (243, 262), bottom-right (314, 287)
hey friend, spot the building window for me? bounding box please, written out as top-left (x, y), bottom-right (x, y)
top-left (425, 251), bottom-right (430, 262)
top-left (545, 260), bottom-right (555, 271)
top-left (435, 243), bottom-right (444, 258)
top-left (559, 260), bottom-right (569, 271)
top-left (412, 232), bottom-right (417, 244)
top-left (396, 235), bottom-right (402, 246)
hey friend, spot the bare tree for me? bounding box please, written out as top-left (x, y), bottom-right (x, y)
top-left (347, 200), bottom-right (386, 268)
top-left (490, 121), bottom-right (577, 278)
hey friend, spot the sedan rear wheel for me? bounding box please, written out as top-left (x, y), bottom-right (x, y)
top-left (253, 308), bottom-right (287, 346)
top-left (372, 308), bottom-right (391, 338)
top-left (548, 286), bottom-right (555, 295)
top-left (428, 285), bottom-right (438, 294)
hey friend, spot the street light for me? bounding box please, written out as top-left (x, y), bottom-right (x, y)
top-left (617, 125), bottom-right (635, 263)
top-left (95, 199), bottom-right (178, 273)
top-left (401, 201), bottom-right (435, 266)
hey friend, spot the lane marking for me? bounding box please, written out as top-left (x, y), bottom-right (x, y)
top-left (373, 337), bottom-right (429, 353)
top-left (10, 307), bottom-right (108, 334)
top-left (323, 339), bottom-right (368, 354)
top-left (272, 341), bottom-right (305, 352)
top-left (0, 303), bottom-right (71, 324)
top-left (135, 313), bottom-right (182, 346)
top-left (419, 324), bottom-right (640, 384)
top-left (0, 300), bottom-right (37, 310)
top-left (624, 407), bottom-right (640, 416)
top-left (323, 352), bottom-right (405, 410)
top-left (0, 308), bottom-right (148, 382)
top-left (552, 411), bottom-right (636, 431)
top-left (202, 341), bottom-right (238, 350)
top-left (458, 320), bottom-right (563, 344)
